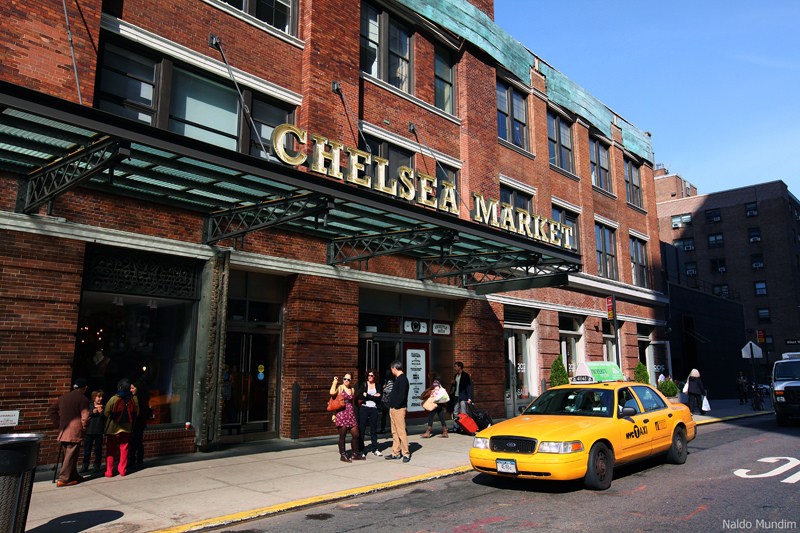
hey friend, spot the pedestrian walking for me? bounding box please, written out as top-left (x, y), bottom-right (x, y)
top-left (686, 369), bottom-right (706, 415)
top-left (47, 378), bottom-right (91, 487)
top-left (357, 368), bottom-right (382, 456)
top-left (81, 389), bottom-right (105, 473)
top-left (129, 380), bottom-right (151, 465)
top-left (379, 368), bottom-right (393, 433)
top-left (421, 372), bottom-right (448, 438)
top-left (450, 362), bottom-right (473, 432)
top-left (104, 378), bottom-right (139, 477)
top-left (330, 372), bottom-right (363, 462)
top-left (736, 370), bottom-right (749, 405)
top-left (385, 360), bottom-right (410, 463)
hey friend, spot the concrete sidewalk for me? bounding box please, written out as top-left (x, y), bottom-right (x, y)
top-left (24, 399), bottom-right (772, 533)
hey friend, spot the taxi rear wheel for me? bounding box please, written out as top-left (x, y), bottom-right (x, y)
top-left (666, 426), bottom-right (687, 464)
top-left (584, 442), bottom-right (614, 490)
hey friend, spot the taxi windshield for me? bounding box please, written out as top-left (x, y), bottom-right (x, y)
top-left (522, 388), bottom-right (613, 418)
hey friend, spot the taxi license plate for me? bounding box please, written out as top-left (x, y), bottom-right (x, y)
top-left (496, 459), bottom-right (518, 474)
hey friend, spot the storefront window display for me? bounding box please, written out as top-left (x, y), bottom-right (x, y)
top-left (74, 291), bottom-right (196, 426)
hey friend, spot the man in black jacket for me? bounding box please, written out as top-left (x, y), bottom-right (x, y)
top-left (451, 362), bottom-right (473, 432)
top-left (385, 360), bottom-right (411, 463)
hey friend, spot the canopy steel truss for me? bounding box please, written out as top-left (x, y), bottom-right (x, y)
top-left (203, 192), bottom-right (333, 245)
top-left (327, 228), bottom-right (456, 268)
top-left (15, 136), bottom-right (129, 214)
top-left (417, 251), bottom-right (581, 292)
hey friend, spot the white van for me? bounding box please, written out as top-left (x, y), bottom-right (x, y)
top-left (772, 353), bottom-right (800, 426)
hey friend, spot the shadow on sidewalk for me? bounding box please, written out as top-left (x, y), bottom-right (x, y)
top-left (25, 510), bottom-right (123, 533)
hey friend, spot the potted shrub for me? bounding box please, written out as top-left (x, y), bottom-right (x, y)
top-left (658, 379), bottom-right (680, 401)
top-left (634, 361), bottom-right (650, 384)
top-left (550, 356), bottom-right (569, 387)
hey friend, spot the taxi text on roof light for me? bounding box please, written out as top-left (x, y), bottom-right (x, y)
top-left (570, 361), bottom-right (625, 384)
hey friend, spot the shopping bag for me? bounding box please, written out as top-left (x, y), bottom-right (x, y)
top-left (702, 395), bottom-right (711, 412)
top-left (682, 382), bottom-right (689, 394)
top-left (435, 388), bottom-right (450, 404)
top-left (422, 396), bottom-right (437, 411)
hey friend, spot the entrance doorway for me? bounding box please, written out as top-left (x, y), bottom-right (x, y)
top-left (504, 330), bottom-right (535, 418)
top-left (223, 332), bottom-right (279, 435)
top-left (358, 333), bottom-right (400, 386)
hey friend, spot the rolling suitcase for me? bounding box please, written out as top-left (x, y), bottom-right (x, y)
top-left (468, 403), bottom-right (493, 430)
top-left (455, 412), bottom-right (478, 435)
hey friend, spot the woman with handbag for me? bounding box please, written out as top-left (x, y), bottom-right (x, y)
top-left (421, 372), bottom-right (448, 438)
top-left (357, 369), bottom-right (382, 457)
top-left (330, 373), bottom-right (363, 462)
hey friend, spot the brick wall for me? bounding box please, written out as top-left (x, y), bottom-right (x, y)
top-left (280, 274), bottom-right (359, 438)
top-left (0, 230), bottom-right (85, 464)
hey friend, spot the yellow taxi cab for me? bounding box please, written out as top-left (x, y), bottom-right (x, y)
top-left (469, 364), bottom-right (696, 490)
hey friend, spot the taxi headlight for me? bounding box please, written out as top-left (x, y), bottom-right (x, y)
top-left (538, 440), bottom-right (584, 454)
top-left (472, 437), bottom-right (490, 449)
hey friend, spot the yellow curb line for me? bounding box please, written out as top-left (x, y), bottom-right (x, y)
top-left (150, 464), bottom-right (474, 533)
top-left (696, 410), bottom-right (772, 425)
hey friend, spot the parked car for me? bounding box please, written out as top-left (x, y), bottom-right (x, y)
top-left (469, 380), bottom-right (696, 490)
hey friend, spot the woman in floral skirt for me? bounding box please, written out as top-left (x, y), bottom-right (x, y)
top-left (330, 372), bottom-right (363, 462)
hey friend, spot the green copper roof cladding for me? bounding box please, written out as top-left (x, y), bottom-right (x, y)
top-left (393, 0), bottom-right (654, 163)
top-left (538, 62), bottom-right (654, 163)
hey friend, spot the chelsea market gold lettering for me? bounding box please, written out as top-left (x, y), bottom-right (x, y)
top-left (270, 124), bottom-right (458, 215)
top-left (270, 124), bottom-right (573, 250)
top-left (472, 193), bottom-right (574, 251)
top-left (472, 193), bottom-right (499, 227)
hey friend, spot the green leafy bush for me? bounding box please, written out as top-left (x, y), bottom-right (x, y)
top-left (658, 379), bottom-right (679, 397)
top-left (550, 356), bottom-right (569, 387)
top-left (634, 362), bottom-right (650, 384)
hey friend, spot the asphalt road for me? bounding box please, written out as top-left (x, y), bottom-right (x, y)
top-left (215, 416), bottom-right (800, 533)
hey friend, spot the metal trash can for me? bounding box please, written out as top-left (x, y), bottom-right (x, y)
top-left (0, 433), bottom-right (44, 533)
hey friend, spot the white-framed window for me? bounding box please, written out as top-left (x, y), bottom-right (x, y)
top-left (361, 2), bottom-right (412, 92)
top-left (559, 315), bottom-right (583, 377)
top-left (434, 45), bottom-right (454, 114)
top-left (590, 138), bottom-right (611, 192)
top-left (624, 158), bottom-right (642, 207)
top-left (547, 111), bottom-right (573, 173)
top-left (630, 237), bottom-right (649, 288)
top-left (497, 81), bottom-right (528, 149)
top-left (595, 223), bottom-right (618, 280)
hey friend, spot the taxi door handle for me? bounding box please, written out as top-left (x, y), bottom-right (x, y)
top-left (668, 413), bottom-right (673, 418)
top-left (643, 419), bottom-right (649, 423)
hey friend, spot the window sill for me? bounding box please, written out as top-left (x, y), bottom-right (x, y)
top-left (549, 164), bottom-right (580, 182)
top-left (626, 202), bottom-right (648, 215)
top-left (498, 138), bottom-right (535, 160)
top-left (592, 186), bottom-right (616, 200)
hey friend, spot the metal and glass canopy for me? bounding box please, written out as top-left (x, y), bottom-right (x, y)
top-left (0, 80), bottom-right (581, 293)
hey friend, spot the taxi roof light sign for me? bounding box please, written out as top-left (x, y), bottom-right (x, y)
top-left (570, 361), bottom-right (624, 384)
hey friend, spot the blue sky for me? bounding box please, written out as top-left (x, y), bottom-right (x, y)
top-left (494, 0), bottom-right (800, 195)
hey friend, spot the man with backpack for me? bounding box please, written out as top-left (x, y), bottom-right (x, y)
top-left (104, 378), bottom-right (139, 477)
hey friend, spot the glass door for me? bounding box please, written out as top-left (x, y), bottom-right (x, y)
top-left (359, 333), bottom-right (400, 387)
top-left (505, 330), bottom-right (533, 418)
top-left (223, 332), bottom-right (279, 433)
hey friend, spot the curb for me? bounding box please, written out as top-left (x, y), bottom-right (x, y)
top-left (695, 410), bottom-right (772, 425)
top-left (150, 465), bottom-right (474, 533)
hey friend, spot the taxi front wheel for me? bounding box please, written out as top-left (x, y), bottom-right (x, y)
top-left (666, 426), bottom-right (688, 464)
top-left (584, 442), bottom-right (614, 490)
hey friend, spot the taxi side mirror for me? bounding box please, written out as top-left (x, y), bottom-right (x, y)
top-left (620, 406), bottom-right (637, 417)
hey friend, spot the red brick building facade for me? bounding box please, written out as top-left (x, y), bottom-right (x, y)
top-left (1, 0), bottom-right (667, 464)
